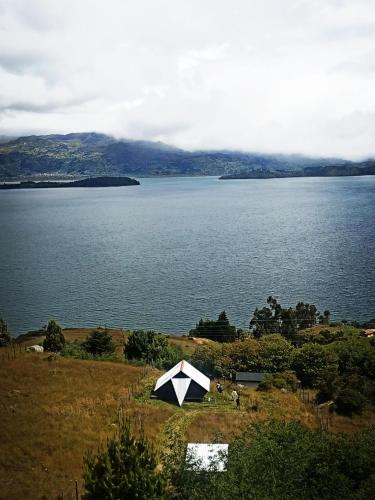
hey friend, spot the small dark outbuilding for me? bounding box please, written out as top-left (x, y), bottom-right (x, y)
top-left (235, 372), bottom-right (269, 388)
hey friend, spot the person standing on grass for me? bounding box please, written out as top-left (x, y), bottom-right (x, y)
top-left (231, 389), bottom-right (238, 404)
top-left (236, 393), bottom-right (240, 409)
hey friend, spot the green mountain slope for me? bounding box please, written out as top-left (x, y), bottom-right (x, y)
top-left (0, 132), bottom-right (368, 180)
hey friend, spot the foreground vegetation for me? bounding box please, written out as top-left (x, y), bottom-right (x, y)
top-left (83, 418), bottom-right (375, 500)
top-left (3, 345), bottom-right (374, 499)
top-left (0, 302), bottom-right (374, 498)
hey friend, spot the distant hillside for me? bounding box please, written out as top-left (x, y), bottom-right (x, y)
top-left (220, 161), bottom-right (375, 179)
top-left (0, 132), bottom-right (359, 180)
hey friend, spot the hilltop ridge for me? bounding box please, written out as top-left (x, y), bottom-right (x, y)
top-left (1, 132), bottom-right (366, 180)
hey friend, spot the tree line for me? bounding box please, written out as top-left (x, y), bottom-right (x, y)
top-left (189, 296), bottom-right (333, 343)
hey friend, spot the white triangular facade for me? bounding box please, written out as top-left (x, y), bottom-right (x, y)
top-left (154, 359), bottom-right (210, 406)
top-left (172, 377), bottom-right (192, 406)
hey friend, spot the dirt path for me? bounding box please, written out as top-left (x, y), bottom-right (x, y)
top-left (159, 409), bottom-right (200, 468)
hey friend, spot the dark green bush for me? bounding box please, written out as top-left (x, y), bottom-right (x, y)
top-left (291, 343), bottom-right (338, 387)
top-left (83, 420), bottom-right (167, 499)
top-left (0, 318), bottom-right (11, 347)
top-left (82, 329), bottom-right (116, 356)
top-left (257, 375), bottom-right (274, 392)
top-left (257, 371), bottom-right (298, 392)
top-left (171, 421), bottom-right (375, 500)
top-left (335, 388), bottom-right (366, 416)
top-left (124, 330), bottom-right (182, 369)
top-left (189, 344), bottom-right (221, 377)
top-left (189, 311), bottom-right (237, 342)
top-left (43, 320), bottom-right (65, 352)
top-left (62, 341), bottom-right (118, 361)
top-left (158, 344), bottom-right (183, 370)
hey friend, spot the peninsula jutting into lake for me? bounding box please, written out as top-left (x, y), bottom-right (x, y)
top-left (0, 176), bottom-right (140, 189)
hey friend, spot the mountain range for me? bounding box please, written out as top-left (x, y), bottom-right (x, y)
top-left (0, 132), bottom-right (374, 180)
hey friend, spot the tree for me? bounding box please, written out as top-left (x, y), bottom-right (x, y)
top-left (124, 330), bottom-right (180, 368)
top-left (335, 388), bottom-right (366, 416)
top-left (291, 343), bottom-right (338, 387)
top-left (43, 320), bottom-right (65, 352)
top-left (257, 371), bottom-right (299, 392)
top-left (250, 298), bottom-right (321, 340)
top-left (250, 306), bottom-right (277, 338)
top-left (171, 421), bottom-right (375, 500)
top-left (295, 302), bottom-right (318, 329)
top-left (316, 365), bottom-right (340, 403)
top-left (280, 307), bottom-right (298, 341)
top-left (189, 311), bottom-right (237, 342)
top-left (258, 334), bottom-right (293, 372)
top-left (158, 344), bottom-right (183, 370)
top-left (218, 339), bottom-right (260, 376)
top-left (83, 329), bottom-right (116, 356)
top-left (83, 420), bottom-right (167, 499)
top-left (189, 344), bottom-right (221, 377)
top-left (191, 335), bottom-right (293, 378)
top-left (0, 318), bottom-right (11, 347)
top-left (327, 337), bottom-right (375, 378)
top-left (125, 330), bottom-right (168, 364)
top-left (319, 310), bottom-right (331, 325)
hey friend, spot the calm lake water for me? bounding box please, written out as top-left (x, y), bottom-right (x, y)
top-left (0, 176), bottom-right (374, 336)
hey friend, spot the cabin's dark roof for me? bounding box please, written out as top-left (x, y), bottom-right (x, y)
top-left (235, 372), bottom-right (268, 382)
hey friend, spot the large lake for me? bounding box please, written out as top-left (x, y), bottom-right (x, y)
top-left (0, 176), bottom-right (374, 336)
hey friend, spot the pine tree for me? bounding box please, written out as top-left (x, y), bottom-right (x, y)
top-left (43, 320), bottom-right (65, 352)
top-left (83, 329), bottom-right (116, 356)
top-left (83, 420), bottom-right (167, 499)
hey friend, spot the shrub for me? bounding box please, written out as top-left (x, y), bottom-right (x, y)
top-left (258, 335), bottom-right (293, 372)
top-left (61, 341), bottom-right (87, 358)
top-left (327, 338), bottom-right (375, 378)
top-left (257, 371), bottom-right (299, 392)
top-left (257, 374), bottom-right (274, 392)
top-left (334, 388), bottom-right (366, 416)
top-left (125, 330), bottom-right (168, 363)
top-left (316, 370), bottom-right (339, 403)
top-left (124, 330), bottom-right (182, 369)
top-left (171, 421), bottom-right (375, 499)
top-left (219, 338), bottom-right (260, 376)
top-left (158, 344), bottom-right (183, 370)
top-left (314, 329), bottom-right (345, 345)
top-left (0, 318), bottom-right (11, 347)
top-left (189, 345), bottom-right (221, 376)
top-left (291, 343), bottom-right (338, 387)
top-left (83, 420), bottom-right (167, 499)
top-left (61, 341), bottom-right (118, 361)
top-left (83, 329), bottom-right (116, 356)
top-left (43, 320), bottom-right (65, 352)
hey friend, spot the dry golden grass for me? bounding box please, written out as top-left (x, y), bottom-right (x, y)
top-left (301, 323), bottom-right (361, 337)
top-left (323, 407), bottom-right (375, 434)
top-left (167, 336), bottom-right (196, 357)
top-left (0, 353), bottom-right (144, 499)
top-left (184, 386), bottom-right (318, 442)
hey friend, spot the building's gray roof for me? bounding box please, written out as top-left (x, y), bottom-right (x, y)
top-left (235, 372), bottom-right (268, 382)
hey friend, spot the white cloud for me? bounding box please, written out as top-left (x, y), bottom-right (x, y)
top-left (1, 0), bottom-right (375, 158)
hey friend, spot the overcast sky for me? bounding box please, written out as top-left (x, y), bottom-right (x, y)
top-left (1, 0), bottom-right (375, 158)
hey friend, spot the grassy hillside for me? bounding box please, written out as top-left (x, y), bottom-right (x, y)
top-left (1, 327), bottom-right (374, 498)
